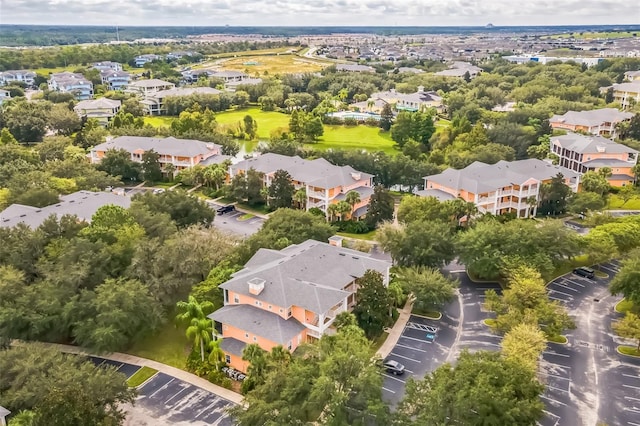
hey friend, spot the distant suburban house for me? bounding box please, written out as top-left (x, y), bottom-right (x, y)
top-left (100, 69), bottom-right (131, 91)
top-left (126, 78), bottom-right (175, 98)
top-left (181, 69), bottom-right (215, 83)
top-left (230, 153), bottom-right (374, 219)
top-left (208, 238), bottom-right (392, 372)
top-left (141, 86), bottom-right (223, 115)
top-left (209, 70), bottom-right (247, 82)
top-left (0, 190), bottom-right (132, 229)
top-left (391, 67), bottom-right (425, 74)
top-left (625, 70), bottom-right (640, 82)
top-left (336, 63), bottom-right (376, 73)
top-left (550, 133), bottom-right (638, 187)
top-left (419, 159), bottom-right (580, 218)
top-left (225, 77), bottom-right (263, 92)
top-left (0, 405), bottom-right (10, 426)
top-left (167, 51), bottom-right (200, 61)
top-left (602, 82), bottom-right (640, 110)
top-left (361, 86), bottom-right (443, 113)
top-left (549, 108), bottom-right (634, 138)
top-left (434, 61), bottom-right (483, 79)
top-left (0, 69), bottom-right (36, 87)
top-left (134, 54), bottom-right (162, 67)
top-left (48, 72), bottom-right (94, 100)
top-left (0, 89), bottom-right (11, 106)
top-left (74, 98), bottom-right (122, 125)
top-left (90, 136), bottom-right (228, 176)
top-left (91, 61), bottom-right (123, 72)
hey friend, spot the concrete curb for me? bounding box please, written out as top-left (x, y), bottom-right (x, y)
top-left (616, 345), bottom-right (640, 358)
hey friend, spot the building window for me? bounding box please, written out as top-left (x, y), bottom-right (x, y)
top-left (253, 336), bottom-right (257, 342)
top-left (268, 305), bottom-right (272, 310)
top-left (225, 355), bottom-right (231, 364)
top-left (234, 294), bottom-right (239, 303)
top-left (286, 308), bottom-right (292, 318)
top-left (245, 333), bottom-right (249, 338)
top-left (287, 341), bottom-right (292, 350)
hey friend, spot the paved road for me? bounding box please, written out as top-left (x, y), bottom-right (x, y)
top-left (88, 356), bottom-right (235, 426)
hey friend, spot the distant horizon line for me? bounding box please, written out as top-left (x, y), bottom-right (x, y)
top-left (2, 24), bottom-right (640, 29)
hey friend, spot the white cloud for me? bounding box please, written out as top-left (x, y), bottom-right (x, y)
top-left (1, 0), bottom-right (638, 26)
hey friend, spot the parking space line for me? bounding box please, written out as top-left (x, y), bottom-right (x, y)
top-left (164, 386), bottom-right (190, 404)
top-left (560, 278), bottom-right (585, 287)
top-left (540, 394), bottom-right (567, 406)
top-left (623, 373), bottom-right (639, 379)
top-left (149, 378), bottom-right (175, 398)
top-left (546, 385), bottom-right (569, 393)
top-left (548, 296), bottom-right (565, 302)
top-left (548, 289), bottom-right (574, 298)
top-left (599, 265), bottom-right (618, 273)
top-left (395, 343), bottom-right (427, 353)
top-left (195, 401), bottom-right (221, 419)
top-left (625, 407), bottom-right (640, 413)
top-left (623, 384), bottom-right (640, 390)
top-left (625, 396), bottom-right (640, 402)
top-left (382, 373), bottom-right (406, 383)
top-left (540, 372), bottom-right (571, 380)
top-left (400, 335), bottom-right (431, 344)
top-left (390, 352), bottom-right (422, 362)
top-left (551, 283), bottom-right (579, 293)
top-left (543, 351), bottom-right (570, 358)
top-left (382, 387), bottom-right (396, 394)
top-left (629, 422), bottom-right (640, 426)
top-left (405, 369), bottom-right (415, 374)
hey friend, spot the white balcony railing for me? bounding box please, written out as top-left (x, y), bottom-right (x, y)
top-left (308, 190), bottom-right (326, 199)
top-left (307, 328), bottom-right (322, 339)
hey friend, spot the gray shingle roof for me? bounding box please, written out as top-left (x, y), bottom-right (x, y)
top-left (336, 64), bottom-right (375, 72)
top-left (582, 158), bottom-right (636, 168)
top-left (220, 240), bottom-right (390, 314)
top-left (209, 305), bottom-right (305, 345)
top-left (0, 191), bottom-right (132, 228)
top-left (231, 153), bottom-right (373, 189)
top-left (75, 98), bottom-right (121, 110)
top-left (0, 406), bottom-right (10, 417)
top-left (425, 159), bottom-right (579, 195)
top-left (414, 188), bottom-right (457, 201)
top-left (154, 87), bottom-right (223, 98)
top-left (552, 133), bottom-right (638, 155)
top-left (128, 78), bottom-right (174, 88)
top-left (92, 136), bottom-right (221, 158)
top-left (550, 108), bottom-right (633, 127)
top-left (333, 186), bottom-right (374, 202)
top-left (219, 337), bottom-right (247, 357)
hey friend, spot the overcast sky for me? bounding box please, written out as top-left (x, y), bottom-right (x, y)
top-left (1, 0), bottom-right (639, 27)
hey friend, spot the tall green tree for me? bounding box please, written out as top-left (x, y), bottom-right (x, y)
top-left (394, 266), bottom-right (458, 312)
top-left (501, 323), bottom-right (547, 373)
top-left (365, 185), bottom-right (394, 229)
top-left (97, 148), bottom-right (140, 181)
top-left (539, 173), bottom-right (572, 216)
top-left (0, 344), bottom-right (135, 426)
top-left (610, 250), bottom-right (640, 306)
top-left (141, 149), bottom-right (162, 183)
top-left (268, 169), bottom-right (295, 209)
top-left (353, 270), bottom-right (394, 339)
top-left (379, 103), bottom-right (393, 131)
top-left (581, 171), bottom-right (610, 196)
top-left (394, 350), bottom-right (544, 426)
top-left (614, 312), bottom-right (640, 351)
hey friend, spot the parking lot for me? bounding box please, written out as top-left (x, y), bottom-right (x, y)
top-left (207, 201), bottom-right (264, 237)
top-left (88, 357), bottom-right (235, 426)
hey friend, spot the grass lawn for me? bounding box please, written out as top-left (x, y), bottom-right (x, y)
top-left (219, 54), bottom-right (330, 75)
top-left (483, 318), bottom-right (497, 328)
top-left (237, 202), bottom-right (271, 216)
top-left (316, 126), bottom-right (398, 155)
top-left (412, 307), bottom-right (442, 319)
top-left (547, 335), bottom-right (568, 344)
top-left (214, 107), bottom-right (289, 139)
top-left (126, 366), bottom-right (158, 387)
top-left (144, 116), bottom-right (176, 128)
top-left (615, 299), bottom-right (635, 314)
top-left (127, 322), bottom-right (191, 370)
top-left (371, 331), bottom-right (389, 352)
top-left (336, 230), bottom-right (378, 241)
top-left (618, 345), bottom-right (640, 357)
top-left (547, 254), bottom-right (591, 281)
top-left (34, 66), bottom-right (73, 75)
top-left (545, 31), bottom-right (638, 40)
top-left (607, 194), bottom-right (640, 210)
top-left (238, 213), bottom-right (254, 221)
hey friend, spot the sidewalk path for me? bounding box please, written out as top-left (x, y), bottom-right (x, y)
top-left (12, 341), bottom-right (244, 405)
top-left (376, 300), bottom-right (413, 359)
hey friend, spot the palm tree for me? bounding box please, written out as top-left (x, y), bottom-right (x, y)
top-left (293, 188), bottom-right (307, 210)
top-left (175, 296), bottom-right (215, 327)
top-left (327, 203), bottom-right (340, 222)
top-left (336, 201), bottom-right (352, 221)
top-left (208, 338), bottom-right (226, 370)
top-left (345, 190), bottom-right (361, 218)
top-left (163, 163), bottom-right (176, 180)
top-left (8, 410), bottom-right (36, 426)
top-left (187, 317), bottom-right (213, 362)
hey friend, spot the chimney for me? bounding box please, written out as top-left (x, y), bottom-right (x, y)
top-left (350, 172), bottom-right (361, 180)
top-left (329, 235), bottom-right (344, 247)
top-left (417, 85), bottom-right (425, 93)
top-left (248, 278), bottom-right (265, 295)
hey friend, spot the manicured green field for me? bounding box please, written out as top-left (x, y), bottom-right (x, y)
top-left (545, 31), bottom-right (638, 40)
top-left (144, 116), bottom-right (176, 128)
top-left (214, 107), bottom-right (289, 139)
top-left (607, 194), bottom-right (640, 210)
top-left (317, 125), bottom-right (398, 155)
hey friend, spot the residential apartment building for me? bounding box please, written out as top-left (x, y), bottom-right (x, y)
top-left (141, 86), bottom-right (223, 115)
top-left (0, 89), bottom-right (10, 106)
top-left (551, 133), bottom-right (638, 187)
top-left (126, 78), bottom-right (175, 98)
top-left (603, 82), bottom-right (640, 110)
top-left (434, 61), bottom-right (483, 79)
top-left (74, 98), bottom-right (121, 125)
top-left (92, 61), bottom-right (123, 72)
top-left (549, 108), bottom-right (633, 138)
top-left (100, 69), bottom-right (131, 91)
top-left (134, 54), bottom-right (162, 67)
top-left (336, 63), bottom-right (376, 73)
top-left (421, 159), bottom-right (580, 218)
top-left (229, 153), bottom-right (374, 219)
top-left (48, 72), bottom-right (93, 100)
top-left (623, 70), bottom-right (640, 82)
top-left (0, 70), bottom-right (36, 87)
top-left (208, 238), bottom-right (392, 372)
top-left (89, 136), bottom-right (227, 175)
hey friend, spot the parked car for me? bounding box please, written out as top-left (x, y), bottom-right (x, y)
top-left (383, 359), bottom-right (405, 375)
top-left (152, 188), bottom-right (165, 194)
top-left (217, 205), bottom-right (235, 215)
top-left (573, 266), bottom-right (595, 279)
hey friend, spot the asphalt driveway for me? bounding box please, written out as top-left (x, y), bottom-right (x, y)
top-left (207, 201), bottom-right (264, 237)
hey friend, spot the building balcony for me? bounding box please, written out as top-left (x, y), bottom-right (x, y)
top-left (308, 190), bottom-right (326, 199)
